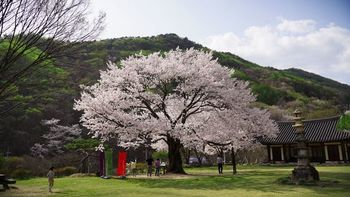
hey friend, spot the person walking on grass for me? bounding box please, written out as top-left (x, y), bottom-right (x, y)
top-left (155, 158), bottom-right (161, 176)
top-left (146, 157), bottom-right (154, 177)
top-left (217, 155), bottom-right (223, 174)
top-left (47, 167), bottom-right (55, 192)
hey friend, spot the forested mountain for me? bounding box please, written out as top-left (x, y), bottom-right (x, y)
top-left (1, 33), bottom-right (349, 155)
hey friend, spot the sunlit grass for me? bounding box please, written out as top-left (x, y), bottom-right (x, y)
top-left (3, 165), bottom-right (350, 197)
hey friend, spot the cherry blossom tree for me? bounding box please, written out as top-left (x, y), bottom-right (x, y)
top-left (187, 109), bottom-right (277, 174)
top-left (74, 48), bottom-right (277, 173)
top-left (31, 119), bottom-right (81, 158)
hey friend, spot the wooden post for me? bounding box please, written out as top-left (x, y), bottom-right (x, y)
top-left (324, 145), bottom-right (329, 161)
top-left (270, 146), bottom-right (273, 161)
top-left (338, 144), bottom-right (343, 161)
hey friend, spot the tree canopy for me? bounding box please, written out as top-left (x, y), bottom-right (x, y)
top-left (75, 48), bottom-right (277, 173)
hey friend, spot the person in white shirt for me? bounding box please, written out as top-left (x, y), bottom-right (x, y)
top-left (47, 167), bottom-right (55, 192)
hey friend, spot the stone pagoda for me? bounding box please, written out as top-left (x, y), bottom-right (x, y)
top-left (291, 109), bottom-right (319, 184)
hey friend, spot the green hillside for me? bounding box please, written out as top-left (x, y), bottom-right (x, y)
top-left (1, 33), bottom-right (349, 155)
top-left (74, 34), bottom-right (350, 114)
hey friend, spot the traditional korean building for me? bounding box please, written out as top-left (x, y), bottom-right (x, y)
top-left (260, 116), bottom-right (350, 164)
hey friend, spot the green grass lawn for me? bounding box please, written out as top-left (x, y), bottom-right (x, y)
top-left (3, 165), bottom-right (350, 197)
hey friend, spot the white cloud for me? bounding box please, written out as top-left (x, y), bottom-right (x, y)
top-left (202, 19), bottom-right (350, 85)
top-left (277, 18), bottom-right (316, 33)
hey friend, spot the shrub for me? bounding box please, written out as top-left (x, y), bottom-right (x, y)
top-left (21, 155), bottom-right (50, 177)
top-left (56, 166), bottom-right (78, 177)
top-left (232, 70), bottom-right (251, 81)
top-left (135, 163), bottom-right (147, 174)
top-left (252, 84), bottom-right (286, 105)
top-left (2, 156), bottom-right (25, 174)
top-left (11, 168), bottom-right (32, 179)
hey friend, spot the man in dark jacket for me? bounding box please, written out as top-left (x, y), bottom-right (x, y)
top-left (146, 157), bottom-right (154, 177)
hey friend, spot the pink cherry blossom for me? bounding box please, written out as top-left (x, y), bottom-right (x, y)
top-left (74, 48), bottom-right (277, 172)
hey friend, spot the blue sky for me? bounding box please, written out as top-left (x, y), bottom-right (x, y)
top-left (91, 0), bottom-right (350, 84)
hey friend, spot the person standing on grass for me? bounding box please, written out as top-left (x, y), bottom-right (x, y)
top-left (155, 158), bottom-right (161, 176)
top-left (47, 167), bottom-right (55, 192)
top-left (146, 157), bottom-right (154, 177)
top-left (217, 155), bottom-right (223, 174)
top-left (131, 161), bottom-right (137, 177)
top-left (160, 161), bottom-right (166, 175)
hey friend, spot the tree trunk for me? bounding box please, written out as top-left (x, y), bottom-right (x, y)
top-left (145, 147), bottom-right (148, 160)
top-left (231, 147), bottom-right (237, 175)
top-left (167, 136), bottom-right (185, 174)
top-left (80, 153), bottom-right (89, 173)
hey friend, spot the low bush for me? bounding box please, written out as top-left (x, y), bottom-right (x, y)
top-left (135, 163), bottom-right (147, 174)
top-left (0, 155), bottom-right (85, 177)
top-left (56, 166), bottom-right (78, 177)
top-left (1, 156), bottom-right (25, 175)
top-left (11, 168), bottom-right (32, 179)
top-left (22, 155), bottom-right (50, 176)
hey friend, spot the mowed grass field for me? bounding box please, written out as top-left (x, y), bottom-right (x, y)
top-left (2, 165), bottom-right (350, 197)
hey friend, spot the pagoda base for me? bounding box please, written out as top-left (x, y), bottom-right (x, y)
top-left (291, 165), bottom-right (319, 184)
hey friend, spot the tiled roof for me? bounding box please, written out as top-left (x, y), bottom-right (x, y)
top-left (260, 116), bottom-right (350, 145)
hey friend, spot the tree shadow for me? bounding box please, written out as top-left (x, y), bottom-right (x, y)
top-left (125, 169), bottom-right (350, 195)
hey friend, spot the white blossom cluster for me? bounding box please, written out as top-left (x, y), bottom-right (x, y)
top-left (31, 119), bottom-right (81, 158)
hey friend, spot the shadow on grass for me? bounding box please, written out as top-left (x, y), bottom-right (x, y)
top-left (127, 171), bottom-right (289, 193)
top-left (126, 169), bottom-right (350, 195)
top-left (320, 171), bottom-right (350, 182)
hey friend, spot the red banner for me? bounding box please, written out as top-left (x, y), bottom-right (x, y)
top-left (117, 151), bottom-right (127, 176)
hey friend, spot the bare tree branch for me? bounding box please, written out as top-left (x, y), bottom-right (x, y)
top-left (0, 0), bottom-right (105, 113)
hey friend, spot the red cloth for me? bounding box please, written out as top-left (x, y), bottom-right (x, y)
top-left (116, 151), bottom-right (127, 176)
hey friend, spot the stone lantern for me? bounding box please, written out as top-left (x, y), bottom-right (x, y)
top-left (291, 109), bottom-right (319, 184)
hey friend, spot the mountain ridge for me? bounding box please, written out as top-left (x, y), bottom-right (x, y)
top-left (75, 33), bottom-right (350, 111)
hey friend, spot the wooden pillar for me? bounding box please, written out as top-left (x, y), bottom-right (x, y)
top-left (286, 144), bottom-right (290, 162)
top-left (338, 144), bottom-right (343, 161)
top-left (285, 145), bottom-right (290, 162)
top-left (267, 145), bottom-right (271, 162)
top-left (324, 145), bottom-right (329, 161)
top-left (281, 146), bottom-right (285, 161)
top-left (270, 146), bottom-right (273, 161)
